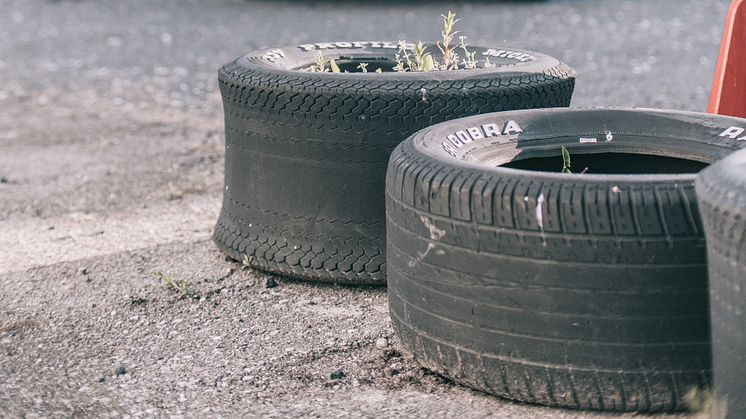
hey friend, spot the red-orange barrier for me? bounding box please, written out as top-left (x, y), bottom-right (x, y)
top-left (708, 0), bottom-right (746, 117)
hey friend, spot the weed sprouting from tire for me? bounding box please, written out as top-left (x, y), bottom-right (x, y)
top-left (436, 11), bottom-right (460, 70)
top-left (683, 386), bottom-right (713, 414)
top-left (560, 146), bottom-right (589, 174)
top-left (305, 50), bottom-right (340, 73)
top-left (561, 146), bottom-right (572, 174)
top-left (242, 254), bottom-right (253, 271)
top-left (394, 11), bottom-right (484, 72)
top-left (303, 11), bottom-right (495, 73)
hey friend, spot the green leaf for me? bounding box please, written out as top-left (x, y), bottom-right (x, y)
top-left (561, 146), bottom-right (572, 174)
top-left (329, 58), bottom-right (340, 73)
top-left (422, 55), bottom-right (435, 72)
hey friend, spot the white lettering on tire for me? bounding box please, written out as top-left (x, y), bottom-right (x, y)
top-left (481, 49), bottom-right (535, 62)
top-left (720, 126), bottom-right (746, 141)
top-left (441, 120), bottom-right (523, 156)
top-left (296, 41), bottom-right (412, 52)
top-left (261, 49), bottom-right (286, 62)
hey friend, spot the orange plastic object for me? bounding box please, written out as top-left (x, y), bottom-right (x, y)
top-left (708, 0), bottom-right (746, 117)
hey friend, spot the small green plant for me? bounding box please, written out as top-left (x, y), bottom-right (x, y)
top-left (393, 11), bottom-right (493, 73)
top-left (483, 56), bottom-right (495, 69)
top-left (303, 11), bottom-right (492, 74)
top-left (356, 62), bottom-right (382, 73)
top-left (561, 146), bottom-right (572, 174)
top-left (394, 41), bottom-right (412, 72)
top-left (560, 146), bottom-right (589, 174)
top-left (311, 50), bottom-right (327, 72)
top-left (437, 11), bottom-right (460, 70)
top-left (395, 41), bottom-right (436, 72)
top-left (458, 36), bottom-right (477, 69)
top-left (305, 50), bottom-right (341, 73)
top-left (684, 386), bottom-right (713, 414)
top-left (414, 41), bottom-right (436, 72)
top-left (329, 57), bottom-right (340, 73)
top-left (155, 271), bottom-right (198, 300)
top-left (241, 254), bottom-right (253, 270)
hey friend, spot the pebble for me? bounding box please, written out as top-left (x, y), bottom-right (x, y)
top-left (114, 365), bottom-right (127, 376)
top-left (265, 277), bottom-right (277, 289)
top-left (375, 338), bottom-right (388, 349)
top-left (329, 370), bottom-right (345, 380)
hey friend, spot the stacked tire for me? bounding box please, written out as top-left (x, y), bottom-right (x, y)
top-left (696, 148), bottom-right (746, 419)
top-left (385, 108), bottom-right (746, 412)
top-left (214, 43), bottom-right (575, 284)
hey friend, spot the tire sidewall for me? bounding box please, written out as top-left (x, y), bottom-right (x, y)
top-left (405, 108), bottom-right (746, 188)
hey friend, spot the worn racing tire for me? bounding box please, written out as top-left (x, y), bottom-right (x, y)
top-left (695, 148), bottom-right (746, 419)
top-left (386, 108), bottom-right (746, 411)
top-left (213, 41), bottom-right (575, 284)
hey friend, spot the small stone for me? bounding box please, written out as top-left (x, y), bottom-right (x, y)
top-left (98, 376), bottom-right (106, 383)
top-left (375, 338), bottom-right (388, 349)
top-left (80, 267), bottom-right (89, 275)
top-left (329, 370), bottom-right (345, 380)
top-left (114, 365), bottom-right (127, 376)
top-left (0, 176), bottom-right (7, 183)
top-left (130, 297), bottom-right (148, 306)
top-left (265, 277), bottom-right (277, 289)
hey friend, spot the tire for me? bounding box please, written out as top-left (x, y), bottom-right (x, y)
top-left (213, 42), bottom-right (576, 284)
top-left (696, 148), bottom-right (746, 419)
top-left (385, 108), bottom-right (746, 411)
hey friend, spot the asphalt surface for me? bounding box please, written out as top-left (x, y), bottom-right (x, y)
top-left (0, 0), bottom-right (729, 417)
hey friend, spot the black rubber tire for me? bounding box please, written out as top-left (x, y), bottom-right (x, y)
top-left (696, 148), bottom-right (746, 419)
top-left (213, 42), bottom-right (576, 284)
top-left (385, 108), bottom-right (746, 412)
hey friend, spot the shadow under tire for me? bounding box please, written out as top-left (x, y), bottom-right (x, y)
top-left (696, 148), bottom-right (746, 419)
top-left (386, 108), bottom-right (746, 411)
top-left (214, 42), bottom-right (576, 284)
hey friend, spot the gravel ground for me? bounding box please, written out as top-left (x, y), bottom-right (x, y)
top-left (0, 0), bottom-right (728, 416)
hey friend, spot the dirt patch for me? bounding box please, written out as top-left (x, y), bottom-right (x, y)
top-left (0, 240), bottom-right (693, 417)
top-left (0, 319), bottom-right (40, 335)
